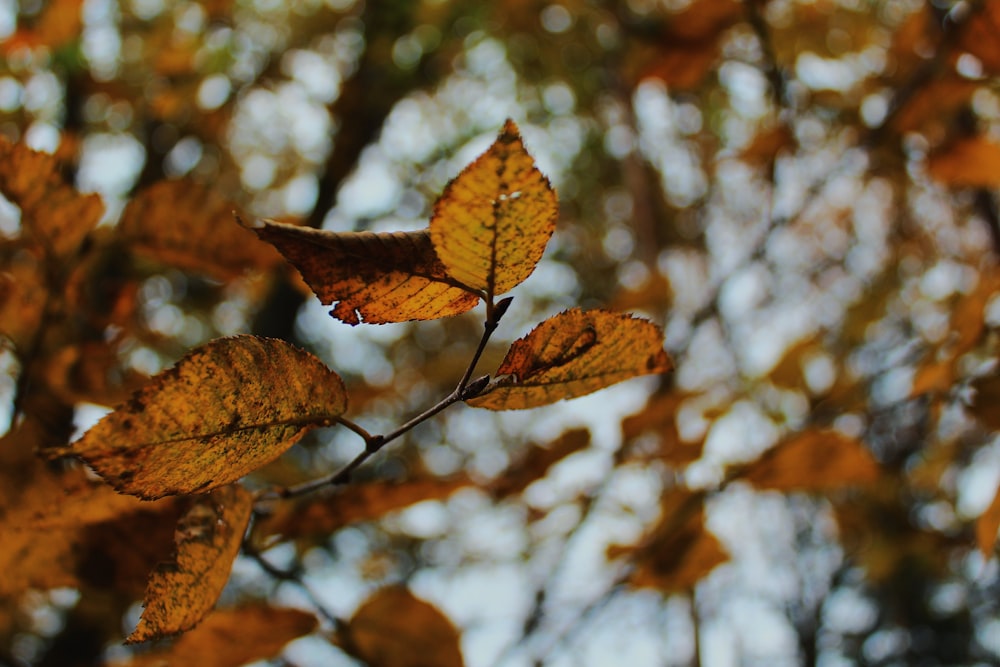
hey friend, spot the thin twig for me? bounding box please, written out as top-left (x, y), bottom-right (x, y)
top-left (242, 534), bottom-right (344, 628)
top-left (268, 298), bottom-right (508, 499)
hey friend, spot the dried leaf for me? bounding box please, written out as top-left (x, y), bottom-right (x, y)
top-left (430, 119), bottom-right (557, 297)
top-left (119, 605), bottom-right (317, 667)
top-left (0, 138), bottom-right (103, 259)
top-left (976, 483), bottom-right (1000, 558)
top-left (259, 476), bottom-right (472, 541)
top-left (972, 372), bottom-right (1000, 431)
top-left (71, 335), bottom-right (348, 499)
top-left (128, 484), bottom-right (254, 643)
top-left (0, 0), bottom-right (83, 54)
top-left (741, 124), bottom-right (796, 167)
top-left (490, 428), bottom-right (590, 499)
top-left (890, 77), bottom-right (978, 135)
top-left (960, 2), bottom-right (1000, 74)
top-left (0, 466), bottom-right (179, 596)
top-left (620, 392), bottom-right (703, 466)
top-left (249, 220), bottom-right (479, 325)
top-left (927, 137), bottom-right (1000, 188)
top-left (612, 491), bottom-right (727, 593)
top-left (0, 246), bottom-right (47, 351)
top-left (469, 309), bottom-right (672, 410)
top-left (342, 586), bottom-right (464, 667)
top-left (119, 180), bottom-right (283, 280)
top-left (742, 429), bottom-right (880, 492)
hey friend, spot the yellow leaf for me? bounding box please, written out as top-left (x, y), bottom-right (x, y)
top-left (128, 484), bottom-right (253, 643)
top-left (430, 119), bottom-right (557, 297)
top-left (612, 490), bottom-right (727, 593)
top-left (469, 309), bottom-right (672, 410)
top-left (489, 428), bottom-right (590, 499)
top-left (0, 138), bottom-right (103, 259)
top-left (742, 429), bottom-right (880, 492)
top-left (342, 586), bottom-right (464, 667)
top-left (71, 335), bottom-right (348, 499)
top-left (119, 605), bottom-right (316, 667)
top-left (249, 220), bottom-right (479, 324)
top-left (927, 137), bottom-right (1000, 188)
top-left (119, 180), bottom-right (283, 280)
top-left (259, 476), bottom-right (472, 541)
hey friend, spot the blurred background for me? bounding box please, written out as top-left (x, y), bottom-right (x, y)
top-left (4, 0), bottom-right (1000, 665)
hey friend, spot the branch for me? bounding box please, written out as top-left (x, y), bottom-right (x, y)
top-left (242, 532), bottom-right (344, 629)
top-left (267, 297), bottom-right (509, 500)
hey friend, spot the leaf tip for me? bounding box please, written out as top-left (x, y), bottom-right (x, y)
top-left (499, 118), bottom-right (521, 142)
top-left (237, 214), bottom-right (266, 230)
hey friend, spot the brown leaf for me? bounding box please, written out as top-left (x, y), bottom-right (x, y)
top-left (976, 484), bottom-right (1000, 558)
top-left (0, 138), bottom-right (103, 259)
top-left (972, 373), bottom-right (1000, 431)
top-left (118, 180), bottom-right (283, 280)
top-left (127, 484), bottom-right (254, 643)
top-left (469, 309), bottom-right (672, 410)
top-left (0, 0), bottom-right (83, 54)
top-left (0, 466), bottom-right (179, 596)
top-left (430, 119), bottom-right (557, 297)
top-left (927, 137), bottom-right (1000, 188)
top-left (740, 125), bottom-right (796, 167)
top-left (259, 476), bottom-right (472, 541)
top-left (490, 428), bottom-right (590, 499)
top-left (0, 246), bottom-right (47, 351)
top-left (119, 605), bottom-right (317, 667)
top-left (960, 2), bottom-right (1000, 74)
top-left (612, 491), bottom-right (727, 593)
top-left (249, 219), bottom-right (479, 325)
top-left (890, 77), bottom-right (978, 135)
top-left (71, 335), bottom-right (348, 499)
top-left (342, 586), bottom-right (464, 667)
top-left (741, 429), bottom-right (880, 492)
top-left (620, 392), bottom-right (703, 466)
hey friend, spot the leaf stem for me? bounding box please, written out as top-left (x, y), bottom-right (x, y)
top-left (268, 296), bottom-right (509, 499)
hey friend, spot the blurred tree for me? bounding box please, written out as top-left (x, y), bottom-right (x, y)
top-left (4, 1), bottom-right (1000, 666)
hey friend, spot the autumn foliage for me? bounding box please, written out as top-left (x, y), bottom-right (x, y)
top-left (6, 0), bottom-right (1000, 665)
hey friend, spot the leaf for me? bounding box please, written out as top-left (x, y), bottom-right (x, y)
top-left (118, 180), bottom-right (283, 280)
top-left (341, 586), bottom-right (464, 667)
top-left (429, 119), bottom-right (557, 297)
top-left (927, 137), bottom-right (1000, 188)
top-left (0, 138), bottom-right (103, 259)
top-left (611, 490), bottom-right (727, 593)
top-left (741, 429), bottom-right (880, 492)
top-left (0, 245), bottom-right (47, 351)
top-left (119, 605), bottom-right (317, 667)
top-left (249, 219), bottom-right (479, 325)
top-left (0, 0), bottom-right (83, 54)
top-left (620, 392), bottom-right (703, 466)
top-left (71, 335), bottom-right (348, 499)
top-left (127, 484), bottom-right (254, 643)
top-left (489, 428), bottom-right (590, 499)
top-left (0, 466), bottom-right (180, 596)
top-left (960, 2), bottom-right (1000, 74)
top-left (469, 309), bottom-right (672, 410)
top-left (258, 476), bottom-right (472, 541)
top-left (976, 483), bottom-right (1000, 558)
top-left (972, 372), bottom-right (1000, 431)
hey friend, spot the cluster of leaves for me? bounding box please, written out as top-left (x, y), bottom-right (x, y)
top-left (1, 120), bottom-right (672, 661)
top-left (7, 0), bottom-right (1000, 665)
